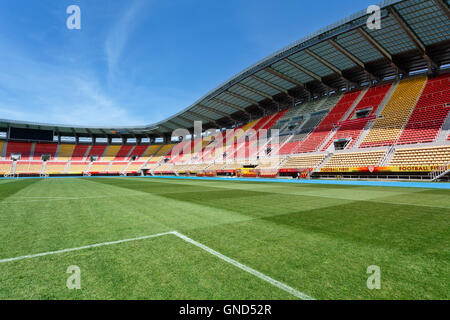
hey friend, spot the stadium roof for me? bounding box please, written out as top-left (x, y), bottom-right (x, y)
top-left (1, 0), bottom-right (449, 140)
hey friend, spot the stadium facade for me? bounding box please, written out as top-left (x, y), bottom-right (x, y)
top-left (0, 0), bottom-right (449, 180)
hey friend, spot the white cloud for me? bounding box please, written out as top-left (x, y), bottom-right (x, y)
top-left (0, 36), bottom-right (142, 127)
top-left (105, 0), bottom-right (145, 82)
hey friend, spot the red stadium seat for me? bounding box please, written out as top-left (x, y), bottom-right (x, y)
top-left (398, 74), bottom-right (450, 145)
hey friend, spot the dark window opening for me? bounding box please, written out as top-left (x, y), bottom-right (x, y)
top-left (355, 108), bottom-right (372, 119)
top-left (334, 139), bottom-right (350, 150)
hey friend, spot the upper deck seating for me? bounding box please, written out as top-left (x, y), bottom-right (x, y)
top-left (86, 145), bottom-right (107, 159)
top-left (114, 145), bottom-right (134, 161)
top-left (321, 84), bottom-right (391, 150)
top-left (398, 74), bottom-right (450, 145)
top-left (360, 77), bottom-right (427, 148)
top-left (5, 142), bottom-right (33, 160)
top-left (57, 144), bottom-right (76, 160)
top-left (295, 90), bottom-right (363, 153)
top-left (71, 145), bottom-right (90, 161)
top-left (33, 143), bottom-right (58, 160)
top-left (102, 145), bottom-right (121, 161)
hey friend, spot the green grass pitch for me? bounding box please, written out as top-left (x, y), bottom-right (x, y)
top-left (0, 177), bottom-right (448, 300)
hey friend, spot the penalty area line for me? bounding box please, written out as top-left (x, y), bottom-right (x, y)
top-left (0, 230), bottom-right (314, 300)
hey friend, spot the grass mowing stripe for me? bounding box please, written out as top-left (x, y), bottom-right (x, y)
top-left (172, 231), bottom-right (314, 300)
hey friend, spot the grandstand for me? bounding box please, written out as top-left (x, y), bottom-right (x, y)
top-left (0, 68), bottom-right (449, 180)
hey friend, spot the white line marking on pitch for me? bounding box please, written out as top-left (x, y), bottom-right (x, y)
top-left (171, 231), bottom-right (314, 300)
top-left (0, 231), bottom-right (314, 300)
top-left (0, 231), bottom-right (173, 264)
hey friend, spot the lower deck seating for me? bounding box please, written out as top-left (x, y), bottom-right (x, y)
top-left (281, 154), bottom-right (326, 169)
top-left (256, 157), bottom-right (285, 169)
top-left (0, 161), bottom-right (12, 174)
top-left (207, 163), bottom-right (226, 171)
top-left (154, 162), bottom-right (175, 172)
top-left (15, 161), bottom-right (43, 174)
top-left (222, 162), bottom-right (248, 170)
top-left (389, 146), bottom-right (450, 166)
top-left (67, 162), bottom-right (90, 174)
top-left (124, 162), bottom-right (145, 173)
top-left (106, 162), bottom-right (128, 173)
top-left (323, 151), bottom-right (386, 168)
top-left (88, 162), bottom-right (110, 173)
top-left (188, 163), bottom-right (212, 172)
top-left (142, 162), bottom-right (160, 170)
top-left (45, 162), bottom-right (67, 174)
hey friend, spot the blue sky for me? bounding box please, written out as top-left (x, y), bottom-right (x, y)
top-left (0, 0), bottom-right (377, 127)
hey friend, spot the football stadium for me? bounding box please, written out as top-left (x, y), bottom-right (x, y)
top-left (0, 0), bottom-right (449, 302)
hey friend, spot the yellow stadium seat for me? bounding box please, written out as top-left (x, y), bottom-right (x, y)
top-left (361, 77), bottom-right (427, 147)
top-left (57, 144), bottom-right (76, 161)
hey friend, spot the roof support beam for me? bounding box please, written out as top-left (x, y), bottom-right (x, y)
top-left (356, 27), bottom-right (406, 75)
top-left (250, 74), bottom-right (294, 99)
top-left (168, 118), bottom-right (190, 128)
top-left (70, 128), bottom-right (78, 141)
top-left (304, 49), bottom-right (358, 88)
top-left (327, 39), bottom-right (381, 81)
top-left (157, 124), bottom-right (174, 133)
top-left (389, 7), bottom-right (439, 70)
top-left (185, 111), bottom-right (219, 126)
top-left (282, 59), bottom-right (337, 92)
top-left (264, 66), bottom-right (314, 97)
top-left (197, 104), bottom-right (236, 122)
top-left (433, 0), bottom-right (450, 19)
top-left (224, 91), bottom-right (266, 113)
top-left (177, 115), bottom-right (197, 127)
top-left (236, 83), bottom-right (275, 101)
top-left (99, 129), bottom-right (110, 138)
top-left (211, 97), bottom-right (250, 115)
